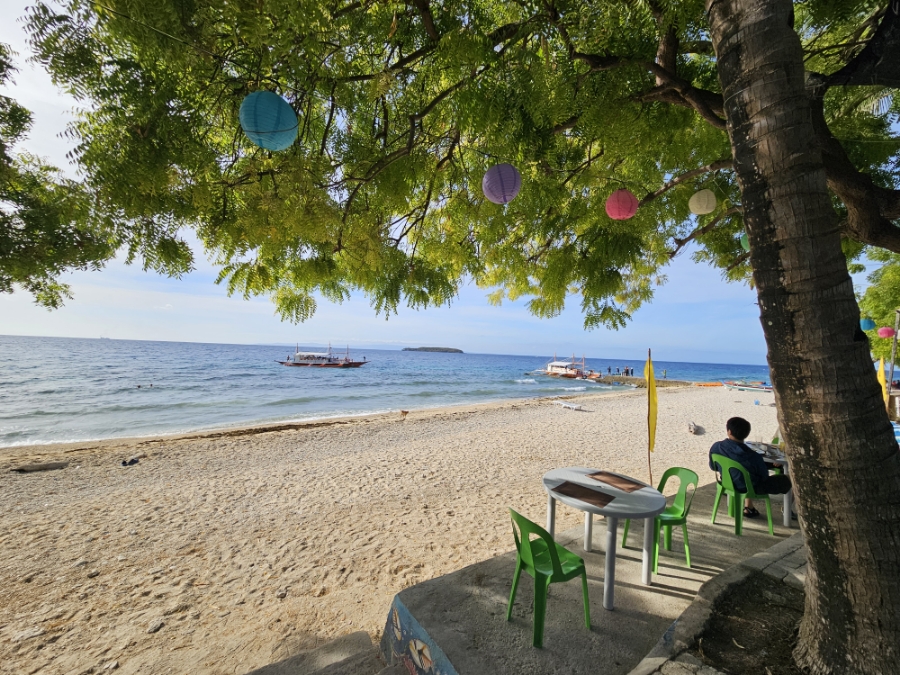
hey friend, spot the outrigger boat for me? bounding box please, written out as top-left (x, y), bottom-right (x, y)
top-left (723, 380), bottom-right (773, 392)
top-left (543, 354), bottom-right (587, 379)
top-left (277, 344), bottom-right (367, 368)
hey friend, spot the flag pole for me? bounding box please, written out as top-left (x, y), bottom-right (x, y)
top-left (888, 308), bottom-right (900, 400)
top-left (647, 348), bottom-right (654, 486)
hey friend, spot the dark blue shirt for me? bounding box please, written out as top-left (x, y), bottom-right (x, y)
top-left (708, 438), bottom-right (769, 492)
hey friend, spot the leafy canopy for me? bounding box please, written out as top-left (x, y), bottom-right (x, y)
top-left (0, 41), bottom-right (196, 307)
top-left (20, 0), bottom-right (898, 323)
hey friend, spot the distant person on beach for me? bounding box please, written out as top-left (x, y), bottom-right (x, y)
top-left (607, 367), bottom-right (611, 374)
top-left (663, 369), bottom-right (667, 379)
top-left (616, 367), bottom-right (620, 375)
top-left (708, 417), bottom-right (791, 519)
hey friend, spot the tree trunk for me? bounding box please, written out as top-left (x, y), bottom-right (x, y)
top-left (706, 1), bottom-right (900, 673)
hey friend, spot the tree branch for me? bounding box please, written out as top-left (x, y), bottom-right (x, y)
top-left (726, 251), bottom-right (749, 272)
top-left (643, 63), bottom-right (727, 128)
top-left (826, 2), bottom-right (900, 88)
top-left (640, 159), bottom-right (733, 206)
top-left (410, 0), bottom-right (439, 42)
top-left (668, 206), bottom-right (741, 258)
top-left (806, 74), bottom-right (900, 252)
top-left (552, 115), bottom-right (579, 134)
top-left (319, 84), bottom-right (337, 156)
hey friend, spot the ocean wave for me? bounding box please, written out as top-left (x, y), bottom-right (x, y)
top-left (558, 386), bottom-right (587, 391)
top-left (515, 378), bottom-right (537, 384)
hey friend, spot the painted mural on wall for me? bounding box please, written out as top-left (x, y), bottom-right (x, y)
top-left (380, 596), bottom-right (458, 675)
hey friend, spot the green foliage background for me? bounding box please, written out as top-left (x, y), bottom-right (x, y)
top-left (3, 1), bottom-right (897, 332)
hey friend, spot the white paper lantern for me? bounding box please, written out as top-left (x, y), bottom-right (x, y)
top-left (482, 163), bottom-right (522, 204)
top-left (688, 189), bottom-right (717, 215)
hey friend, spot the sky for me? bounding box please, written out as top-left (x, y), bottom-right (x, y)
top-left (0, 3), bottom-right (878, 365)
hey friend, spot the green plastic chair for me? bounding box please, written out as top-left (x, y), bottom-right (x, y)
top-left (710, 453), bottom-right (774, 536)
top-left (506, 509), bottom-right (590, 648)
top-left (621, 467), bottom-right (699, 573)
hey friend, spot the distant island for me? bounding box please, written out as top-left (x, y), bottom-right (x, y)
top-left (402, 347), bottom-right (464, 353)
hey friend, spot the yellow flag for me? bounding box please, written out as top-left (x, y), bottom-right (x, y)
top-left (878, 357), bottom-right (889, 410)
top-left (645, 351), bottom-right (657, 453)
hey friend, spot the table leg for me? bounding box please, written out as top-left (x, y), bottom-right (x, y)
top-left (584, 512), bottom-right (593, 552)
top-left (546, 495), bottom-right (556, 538)
top-left (783, 489), bottom-right (793, 528)
top-left (603, 516), bottom-right (618, 610)
top-left (782, 463), bottom-right (792, 528)
top-left (642, 517), bottom-right (654, 586)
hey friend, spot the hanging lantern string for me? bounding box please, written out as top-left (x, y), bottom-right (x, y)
top-left (94, 4), bottom-right (228, 63)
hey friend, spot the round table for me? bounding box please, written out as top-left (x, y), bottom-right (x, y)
top-left (543, 466), bottom-right (666, 610)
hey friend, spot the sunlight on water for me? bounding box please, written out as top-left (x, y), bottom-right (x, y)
top-left (0, 336), bottom-right (770, 446)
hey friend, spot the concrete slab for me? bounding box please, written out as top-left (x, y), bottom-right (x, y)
top-left (384, 482), bottom-right (797, 675)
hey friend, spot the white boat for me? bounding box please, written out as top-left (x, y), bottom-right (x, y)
top-left (723, 380), bottom-right (773, 392)
top-left (543, 354), bottom-right (586, 379)
top-left (277, 344), bottom-right (367, 368)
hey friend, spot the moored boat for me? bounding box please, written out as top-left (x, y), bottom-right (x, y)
top-left (543, 354), bottom-right (587, 378)
top-left (723, 380), bottom-right (773, 392)
top-left (277, 344), bottom-right (367, 368)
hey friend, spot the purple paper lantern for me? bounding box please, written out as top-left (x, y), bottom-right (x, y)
top-left (605, 189), bottom-right (638, 220)
top-left (877, 326), bottom-right (896, 339)
top-left (482, 163), bottom-right (522, 204)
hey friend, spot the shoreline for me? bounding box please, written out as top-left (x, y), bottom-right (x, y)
top-left (0, 387), bottom-right (656, 459)
top-left (0, 379), bottom-right (695, 455)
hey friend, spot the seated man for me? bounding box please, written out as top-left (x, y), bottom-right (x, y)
top-left (708, 416), bottom-right (792, 518)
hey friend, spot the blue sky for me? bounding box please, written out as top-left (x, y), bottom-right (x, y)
top-left (0, 3), bottom-right (877, 364)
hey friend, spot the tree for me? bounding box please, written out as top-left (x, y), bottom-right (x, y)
top-left (0, 42), bottom-right (113, 307)
top-left (859, 249), bottom-right (900, 359)
top-left (22, 1), bottom-right (900, 672)
top-left (0, 42), bottom-right (195, 308)
top-left (708, 3), bottom-right (900, 672)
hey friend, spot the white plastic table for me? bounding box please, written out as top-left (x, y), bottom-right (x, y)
top-left (542, 466), bottom-right (666, 610)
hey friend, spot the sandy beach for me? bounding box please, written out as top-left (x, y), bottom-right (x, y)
top-left (0, 385), bottom-right (778, 675)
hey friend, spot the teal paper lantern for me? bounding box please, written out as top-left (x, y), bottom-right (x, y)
top-left (740, 233), bottom-right (750, 251)
top-left (239, 91), bottom-right (298, 151)
top-left (861, 318), bottom-right (876, 331)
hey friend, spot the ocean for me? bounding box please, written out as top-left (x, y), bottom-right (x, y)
top-left (0, 335), bottom-right (771, 447)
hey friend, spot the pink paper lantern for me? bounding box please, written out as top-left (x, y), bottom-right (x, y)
top-left (605, 189), bottom-right (639, 220)
top-left (482, 163), bottom-right (522, 204)
top-left (877, 327), bottom-right (896, 339)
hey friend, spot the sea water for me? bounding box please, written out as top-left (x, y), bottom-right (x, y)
top-left (0, 336), bottom-right (770, 447)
